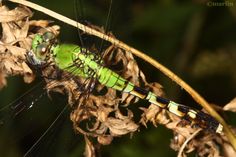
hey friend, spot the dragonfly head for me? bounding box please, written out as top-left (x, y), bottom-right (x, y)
top-left (28, 32), bottom-right (56, 66)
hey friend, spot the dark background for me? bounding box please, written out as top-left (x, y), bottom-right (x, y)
top-left (0, 0), bottom-right (236, 156)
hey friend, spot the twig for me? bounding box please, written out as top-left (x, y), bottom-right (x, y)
top-left (177, 129), bottom-right (202, 157)
top-left (8, 0), bottom-right (236, 150)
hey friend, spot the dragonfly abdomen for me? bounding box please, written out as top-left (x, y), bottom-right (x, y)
top-left (97, 66), bottom-right (182, 111)
top-left (96, 66), bottom-right (223, 133)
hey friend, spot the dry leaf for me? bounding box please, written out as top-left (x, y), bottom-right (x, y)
top-left (0, 72), bottom-right (7, 89)
top-left (223, 97), bottom-right (236, 112)
top-left (84, 136), bottom-right (96, 157)
top-left (104, 115), bottom-right (139, 136)
top-left (0, 6), bottom-right (32, 23)
top-left (223, 142), bottom-right (236, 157)
top-left (97, 135), bottom-right (113, 145)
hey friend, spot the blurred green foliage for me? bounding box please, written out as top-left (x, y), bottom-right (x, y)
top-left (0, 0), bottom-right (236, 156)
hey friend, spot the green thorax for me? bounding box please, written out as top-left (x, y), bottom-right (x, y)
top-left (52, 44), bottom-right (101, 78)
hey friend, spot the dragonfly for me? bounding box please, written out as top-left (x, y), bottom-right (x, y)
top-left (0, 0), bottom-right (224, 156)
top-left (26, 30), bottom-right (223, 134)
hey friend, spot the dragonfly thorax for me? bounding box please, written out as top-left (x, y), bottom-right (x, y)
top-left (52, 43), bottom-right (102, 79)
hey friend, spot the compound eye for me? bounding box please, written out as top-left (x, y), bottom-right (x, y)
top-left (32, 34), bottom-right (43, 52)
top-left (43, 32), bottom-right (55, 42)
top-left (35, 43), bottom-right (48, 61)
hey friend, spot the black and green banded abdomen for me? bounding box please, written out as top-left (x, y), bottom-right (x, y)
top-left (96, 66), bottom-right (222, 133)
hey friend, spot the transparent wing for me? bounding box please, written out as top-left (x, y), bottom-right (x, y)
top-left (0, 81), bottom-right (70, 156)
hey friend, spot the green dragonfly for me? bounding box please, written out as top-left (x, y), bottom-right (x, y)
top-left (27, 31), bottom-right (223, 134)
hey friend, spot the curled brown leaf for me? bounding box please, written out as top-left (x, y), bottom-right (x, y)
top-left (223, 97), bottom-right (236, 112)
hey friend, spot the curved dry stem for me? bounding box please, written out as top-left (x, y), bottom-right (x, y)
top-left (177, 129), bottom-right (202, 157)
top-left (8, 0), bottom-right (236, 150)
